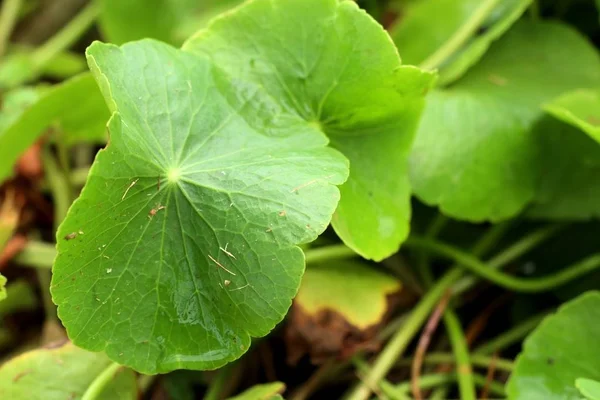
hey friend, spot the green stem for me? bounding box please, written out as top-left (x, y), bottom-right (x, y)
top-left (345, 267), bottom-right (463, 400)
top-left (204, 365), bottom-right (232, 400)
top-left (31, 1), bottom-right (100, 68)
top-left (345, 223), bottom-right (510, 400)
top-left (42, 146), bottom-right (71, 227)
top-left (82, 362), bottom-right (122, 400)
top-left (474, 313), bottom-right (547, 355)
top-left (71, 166), bottom-right (91, 186)
top-left (443, 310), bottom-right (476, 400)
top-left (453, 224), bottom-right (564, 294)
top-left (0, 0), bottom-right (23, 58)
top-left (13, 240), bottom-right (56, 269)
top-left (528, 0), bottom-right (540, 20)
top-left (304, 244), bottom-right (357, 265)
top-left (396, 353), bottom-right (514, 372)
top-left (419, 0), bottom-right (500, 70)
top-left (393, 372), bottom-right (506, 397)
top-left (416, 213), bottom-right (449, 286)
top-left (405, 236), bottom-right (600, 293)
top-left (56, 135), bottom-right (75, 204)
top-left (36, 269), bottom-right (56, 321)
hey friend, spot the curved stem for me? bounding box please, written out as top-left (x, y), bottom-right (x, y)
top-left (454, 224), bottom-right (564, 294)
top-left (32, 1), bottom-right (99, 67)
top-left (443, 310), bottom-right (476, 400)
top-left (474, 313), bottom-right (546, 355)
top-left (405, 236), bottom-right (600, 293)
top-left (419, 0), bottom-right (500, 70)
top-left (82, 362), bottom-right (122, 400)
top-left (0, 0), bottom-right (23, 57)
top-left (304, 244), bottom-right (357, 265)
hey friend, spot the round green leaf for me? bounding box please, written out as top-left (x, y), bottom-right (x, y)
top-left (409, 21), bottom-right (600, 222)
top-left (507, 291), bottom-right (600, 400)
top-left (184, 0), bottom-right (434, 260)
top-left (50, 0), bottom-right (434, 374)
top-left (0, 342), bottom-right (137, 400)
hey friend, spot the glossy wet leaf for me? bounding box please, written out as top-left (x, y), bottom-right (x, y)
top-left (51, 0), bottom-right (427, 373)
top-left (577, 378), bottom-right (600, 400)
top-left (0, 73), bottom-right (109, 183)
top-left (0, 342), bottom-right (137, 400)
top-left (297, 260), bottom-right (400, 329)
top-left (185, 0), bottom-right (434, 260)
top-left (390, 0), bottom-right (529, 76)
top-left (228, 382), bottom-right (285, 400)
top-left (544, 89), bottom-right (600, 143)
top-left (409, 21), bottom-right (600, 221)
top-left (507, 291), bottom-right (600, 400)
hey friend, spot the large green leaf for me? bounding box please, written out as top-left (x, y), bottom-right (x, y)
top-left (390, 0), bottom-right (529, 81)
top-left (544, 89), bottom-right (600, 143)
top-left (409, 21), bottom-right (600, 221)
top-left (0, 73), bottom-right (109, 183)
top-left (507, 291), bottom-right (600, 400)
top-left (0, 342), bottom-right (137, 400)
top-left (49, 0), bottom-right (438, 373)
top-left (184, 0), bottom-right (434, 260)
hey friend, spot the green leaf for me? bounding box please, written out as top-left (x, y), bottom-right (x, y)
top-left (53, 0), bottom-right (395, 374)
top-left (297, 260), bottom-right (400, 329)
top-left (576, 378), bottom-right (600, 400)
top-left (390, 0), bottom-right (529, 76)
top-left (227, 382), bottom-right (285, 400)
top-left (544, 89), bottom-right (600, 143)
top-left (409, 21), bottom-right (600, 222)
top-left (507, 291), bottom-right (600, 400)
top-left (99, 0), bottom-right (243, 46)
top-left (0, 73), bottom-right (109, 183)
top-left (528, 117), bottom-right (600, 219)
top-left (185, 0), bottom-right (434, 260)
top-left (0, 342), bottom-right (137, 400)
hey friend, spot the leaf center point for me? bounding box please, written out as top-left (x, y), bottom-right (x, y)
top-left (167, 167), bottom-right (182, 183)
